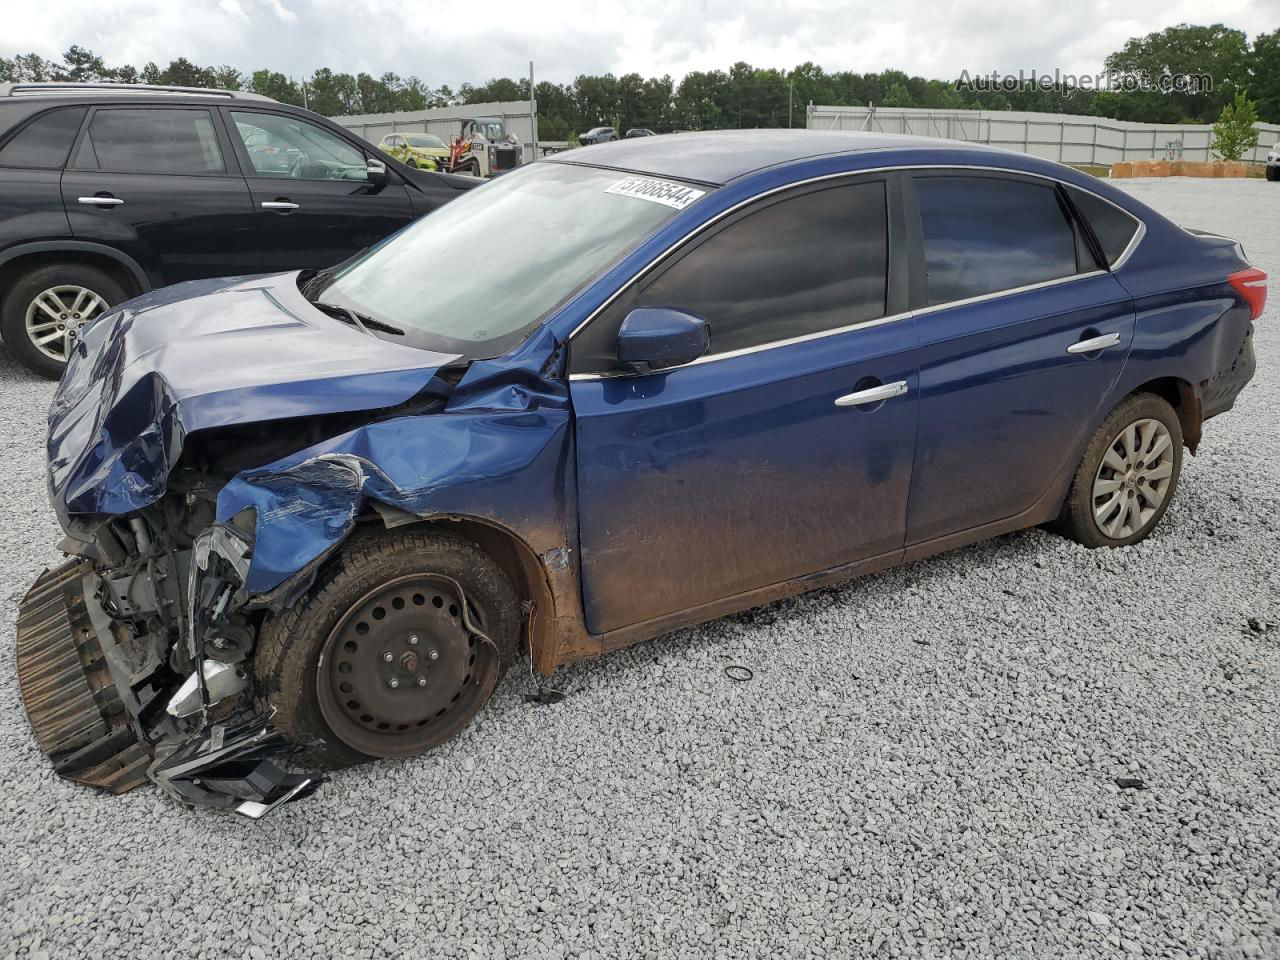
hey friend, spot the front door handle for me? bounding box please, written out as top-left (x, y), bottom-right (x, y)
top-left (261, 200), bottom-right (300, 211)
top-left (78, 195), bottom-right (124, 207)
top-left (835, 380), bottom-right (909, 408)
top-left (1066, 332), bottom-right (1121, 354)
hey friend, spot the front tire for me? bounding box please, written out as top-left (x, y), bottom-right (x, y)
top-left (1057, 393), bottom-right (1183, 548)
top-left (1, 262), bottom-right (127, 378)
top-left (1267, 166), bottom-right (1279, 182)
top-left (255, 528), bottom-right (521, 769)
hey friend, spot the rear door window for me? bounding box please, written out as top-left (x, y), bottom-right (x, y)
top-left (915, 175), bottom-right (1078, 305)
top-left (1066, 186), bottom-right (1141, 267)
top-left (0, 107), bottom-right (87, 169)
top-left (73, 108), bottom-right (225, 175)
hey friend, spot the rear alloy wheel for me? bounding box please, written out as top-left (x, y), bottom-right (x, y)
top-left (1, 262), bottom-right (127, 378)
top-left (255, 528), bottom-right (521, 768)
top-left (1090, 418), bottom-right (1176, 539)
top-left (1056, 393), bottom-right (1183, 548)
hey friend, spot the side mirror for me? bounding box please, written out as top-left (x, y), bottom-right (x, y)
top-left (616, 307), bottom-right (709, 371)
top-left (366, 158), bottom-right (389, 184)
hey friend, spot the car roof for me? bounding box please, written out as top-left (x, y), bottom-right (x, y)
top-left (548, 128), bottom-right (1007, 186)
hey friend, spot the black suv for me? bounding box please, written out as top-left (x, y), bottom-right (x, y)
top-left (0, 82), bottom-right (478, 377)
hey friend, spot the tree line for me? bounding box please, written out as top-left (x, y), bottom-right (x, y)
top-left (3, 24), bottom-right (1277, 142)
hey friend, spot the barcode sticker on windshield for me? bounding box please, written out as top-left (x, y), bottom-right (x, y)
top-left (605, 176), bottom-right (705, 210)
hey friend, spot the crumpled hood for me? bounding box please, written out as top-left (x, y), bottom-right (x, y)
top-left (48, 272), bottom-right (459, 519)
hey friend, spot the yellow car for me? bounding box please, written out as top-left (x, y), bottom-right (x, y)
top-left (377, 132), bottom-right (451, 171)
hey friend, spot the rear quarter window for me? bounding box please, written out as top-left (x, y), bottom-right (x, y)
top-left (1067, 186), bottom-right (1141, 267)
top-left (0, 107), bottom-right (87, 169)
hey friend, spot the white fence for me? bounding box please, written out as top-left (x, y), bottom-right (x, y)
top-left (807, 105), bottom-right (1280, 165)
top-left (333, 100), bottom-right (553, 162)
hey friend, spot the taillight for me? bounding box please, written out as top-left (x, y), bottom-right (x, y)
top-left (1229, 267), bottom-right (1268, 321)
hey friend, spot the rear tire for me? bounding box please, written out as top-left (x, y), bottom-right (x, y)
top-left (1056, 393), bottom-right (1183, 548)
top-left (1, 262), bottom-right (127, 379)
top-left (407, 158), bottom-right (417, 168)
top-left (254, 528), bottom-right (521, 769)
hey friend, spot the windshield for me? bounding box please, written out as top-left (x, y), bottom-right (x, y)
top-left (406, 134), bottom-right (445, 148)
top-left (479, 122), bottom-right (506, 140)
top-left (313, 163), bottom-right (709, 358)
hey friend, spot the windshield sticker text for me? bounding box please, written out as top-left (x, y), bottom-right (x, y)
top-left (605, 176), bottom-right (706, 210)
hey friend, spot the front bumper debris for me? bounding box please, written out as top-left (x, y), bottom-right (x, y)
top-left (16, 558), bottom-right (322, 818)
top-left (16, 560), bottom-right (150, 792)
top-left (151, 714), bottom-right (322, 818)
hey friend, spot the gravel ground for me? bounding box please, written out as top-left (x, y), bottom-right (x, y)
top-left (1, 178), bottom-right (1278, 960)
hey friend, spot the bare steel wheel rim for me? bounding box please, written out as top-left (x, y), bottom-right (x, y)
top-left (24, 284), bottom-right (108, 362)
top-left (317, 573), bottom-right (499, 757)
top-left (1092, 417), bottom-right (1174, 539)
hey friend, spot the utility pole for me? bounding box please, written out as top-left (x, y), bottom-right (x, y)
top-left (789, 78), bottom-right (794, 128)
top-left (529, 61), bottom-right (538, 161)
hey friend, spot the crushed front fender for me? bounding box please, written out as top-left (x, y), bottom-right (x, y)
top-left (217, 333), bottom-right (572, 596)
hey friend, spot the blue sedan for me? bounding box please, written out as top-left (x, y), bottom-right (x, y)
top-left (21, 130), bottom-right (1265, 816)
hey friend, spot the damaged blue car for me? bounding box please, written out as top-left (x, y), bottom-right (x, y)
top-left (17, 130), bottom-right (1264, 817)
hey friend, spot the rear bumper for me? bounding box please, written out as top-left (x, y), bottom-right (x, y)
top-left (1202, 326), bottom-right (1256, 420)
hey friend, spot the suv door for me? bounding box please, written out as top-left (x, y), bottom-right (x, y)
top-left (226, 109), bottom-right (415, 272)
top-left (61, 105), bottom-right (258, 286)
top-left (568, 175), bottom-right (919, 636)
top-left (903, 172), bottom-right (1138, 547)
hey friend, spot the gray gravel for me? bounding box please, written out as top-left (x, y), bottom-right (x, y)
top-left (2, 177), bottom-right (1279, 960)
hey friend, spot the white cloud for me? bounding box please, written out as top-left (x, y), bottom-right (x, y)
top-left (2, 0), bottom-right (1271, 87)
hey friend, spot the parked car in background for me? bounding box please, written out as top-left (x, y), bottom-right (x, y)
top-left (1267, 143), bottom-right (1278, 181)
top-left (17, 130), bottom-right (1263, 817)
top-left (378, 132), bottom-right (451, 171)
top-left (579, 126), bottom-right (618, 145)
top-left (0, 82), bottom-right (477, 377)
top-left (624, 128), bottom-right (656, 138)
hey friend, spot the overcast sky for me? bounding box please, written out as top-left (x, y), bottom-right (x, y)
top-left (5, 0), bottom-right (1275, 87)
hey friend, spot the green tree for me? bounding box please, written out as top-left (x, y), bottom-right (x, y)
top-left (60, 45), bottom-right (110, 81)
top-left (251, 69), bottom-right (303, 106)
top-left (1105, 23), bottom-right (1249, 122)
top-left (882, 81), bottom-right (912, 107)
top-left (1210, 90), bottom-right (1260, 160)
top-left (1250, 29), bottom-right (1280, 123)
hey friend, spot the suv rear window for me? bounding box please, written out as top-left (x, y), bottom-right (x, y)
top-left (916, 175), bottom-right (1078, 305)
top-left (73, 108), bottom-right (225, 175)
top-left (0, 107), bottom-right (87, 169)
top-left (1067, 186), bottom-right (1141, 267)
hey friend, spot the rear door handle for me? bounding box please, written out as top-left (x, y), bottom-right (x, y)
top-left (835, 380), bottom-right (909, 407)
top-left (261, 201), bottom-right (300, 211)
top-left (78, 196), bottom-right (124, 207)
top-left (1066, 332), bottom-right (1121, 354)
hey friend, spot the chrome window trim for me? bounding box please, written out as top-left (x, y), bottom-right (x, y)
top-left (565, 163), bottom-right (1148, 380)
top-left (911, 268), bottom-right (1109, 317)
